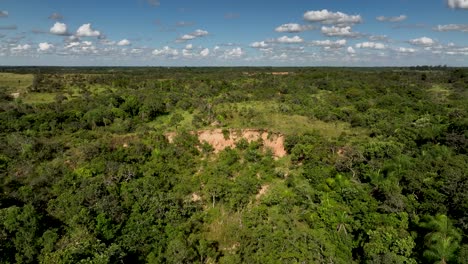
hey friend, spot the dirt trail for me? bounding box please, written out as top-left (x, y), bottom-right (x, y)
top-left (167, 129), bottom-right (287, 158)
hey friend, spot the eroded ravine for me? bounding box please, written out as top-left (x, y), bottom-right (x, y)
top-left (167, 129), bottom-right (287, 158)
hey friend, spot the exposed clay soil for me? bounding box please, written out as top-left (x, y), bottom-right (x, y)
top-left (255, 184), bottom-right (270, 201)
top-left (167, 129), bottom-right (287, 158)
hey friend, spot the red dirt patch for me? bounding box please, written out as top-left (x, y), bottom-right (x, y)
top-left (167, 129), bottom-right (287, 158)
top-left (255, 184), bottom-right (269, 201)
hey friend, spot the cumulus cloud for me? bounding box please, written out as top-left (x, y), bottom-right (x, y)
top-left (192, 29), bottom-right (208, 37)
top-left (277, 35), bottom-right (304, 44)
top-left (311, 39), bottom-right (347, 48)
top-left (397, 47), bottom-right (416, 53)
top-left (38, 42), bottom-right (54, 51)
top-left (11, 44), bottom-right (31, 52)
top-left (182, 48), bottom-right (192, 57)
top-left (250, 41), bottom-right (269, 48)
top-left (65, 42), bottom-right (80, 49)
top-left (356, 42), bottom-right (386, 50)
top-left (369, 35), bottom-right (389, 42)
top-left (50, 22), bottom-right (68, 35)
top-left (76, 23), bottom-right (101, 37)
top-left (347, 46), bottom-right (356, 54)
top-left (185, 44), bottom-right (193, 50)
top-left (48, 13), bottom-right (63, 20)
top-left (177, 29), bottom-right (209, 42)
top-left (152, 46), bottom-right (179, 56)
top-left (179, 34), bottom-right (196, 41)
top-left (130, 48), bottom-right (143, 54)
top-left (434, 24), bottom-right (468, 32)
top-left (447, 0), bottom-right (468, 9)
top-left (303, 9), bottom-right (362, 25)
top-left (376, 15), bottom-right (407, 22)
top-left (200, 48), bottom-right (210, 57)
top-left (117, 39), bottom-right (131, 46)
top-left (321, 26), bottom-right (360, 37)
top-left (222, 47), bottom-right (244, 58)
top-left (275, 23), bottom-right (315, 33)
top-left (409, 37), bottom-right (435, 46)
top-left (271, 53), bottom-right (288, 60)
top-left (0, 11), bottom-right (8, 17)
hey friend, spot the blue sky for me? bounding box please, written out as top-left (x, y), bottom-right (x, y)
top-left (0, 0), bottom-right (467, 66)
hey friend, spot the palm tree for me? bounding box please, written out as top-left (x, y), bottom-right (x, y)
top-left (420, 214), bottom-right (461, 264)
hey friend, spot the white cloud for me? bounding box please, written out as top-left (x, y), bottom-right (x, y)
top-left (223, 47), bottom-right (244, 58)
top-left (272, 53), bottom-right (288, 60)
top-left (11, 44), bottom-right (31, 52)
top-left (177, 29), bottom-right (209, 42)
top-left (347, 46), bottom-right (356, 54)
top-left (376, 15), bottom-right (407, 22)
top-left (117, 39), bottom-right (131, 46)
top-left (50, 22), bottom-right (68, 35)
top-left (321, 26), bottom-right (360, 37)
top-left (152, 46), bottom-right (179, 56)
top-left (76, 23), bottom-right (101, 37)
top-left (0, 11), bottom-right (8, 17)
top-left (303, 9), bottom-right (362, 25)
top-left (182, 48), bottom-right (192, 57)
top-left (38, 42), bottom-right (54, 51)
top-left (447, 0), bottom-right (468, 9)
top-left (311, 39), bottom-right (346, 47)
top-left (250, 41), bottom-right (269, 48)
top-left (65, 42), bottom-right (80, 49)
top-left (397, 47), bottom-right (416, 53)
top-left (180, 34), bottom-right (196, 41)
top-left (275, 23), bottom-right (314, 33)
top-left (185, 44), bottom-right (193, 50)
top-left (193, 29), bottom-right (208, 37)
top-left (434, 24), bottom-right (468, 32)
top-left (409, 37), bottom-right (435, 46)
top-left (130, 48), bottom-right (143, 54)
top-left (66, 35), bottom-right (80, 42)
top-left (200, 48), bottom-right (210, 57)
top-left (356, 42), bottom-right (386, 50)
top-left (277, 35), bottom-right (304, 44)
top-left (369, 35), bottom-right (389, 42)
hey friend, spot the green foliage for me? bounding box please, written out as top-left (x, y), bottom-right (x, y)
top-left (420, 214), bottom-right (461, 264)
top-left (0, 67), bottom-right (467, 263)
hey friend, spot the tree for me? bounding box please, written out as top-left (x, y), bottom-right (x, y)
top-left (420, 214), bottom-right (461, 264)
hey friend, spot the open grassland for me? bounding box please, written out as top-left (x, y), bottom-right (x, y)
top-left (0, 73), bottom-right (34, 93)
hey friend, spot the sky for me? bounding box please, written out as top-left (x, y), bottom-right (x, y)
top-left (0, 0), bottom-right (467, 66)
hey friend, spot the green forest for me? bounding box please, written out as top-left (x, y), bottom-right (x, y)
top-left (0, 67), bottom-right (467, 263)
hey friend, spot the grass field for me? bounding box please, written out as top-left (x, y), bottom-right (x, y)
top-left (215, 101), bottom-right (368, 139)
top-left (0, 73), bottom-right (34, 93)
top-left (147, 100), bottom-right (368, 141)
